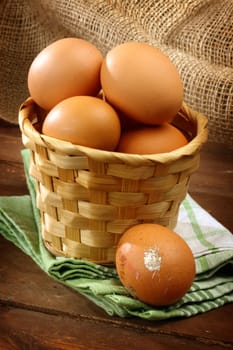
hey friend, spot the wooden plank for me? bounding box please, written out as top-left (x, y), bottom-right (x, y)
top-left (0, 235), bottom-right (233, 347)
top-left (0, 160), bottom-right (28, 196)
top-left (0, 235), bottom-right (104, 318)
top-left (189, 142), bottom-right (233, 232)
top-left (190, 143), bottom-right (233, 199)
top-left (0, 120), bottom-right (233, 349)
top-left (0, 305), bottom-right (231, 350)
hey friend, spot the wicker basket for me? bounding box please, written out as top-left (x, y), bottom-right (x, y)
top-left (19, 97), bottom-right (208, 264)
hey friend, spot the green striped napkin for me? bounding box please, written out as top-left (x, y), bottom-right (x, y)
top-left (0, 149), bottom-right (232, 320)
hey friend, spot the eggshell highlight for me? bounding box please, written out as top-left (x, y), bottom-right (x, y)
top-left (100, 41), bottom-right (183, 125)
top-left (28, 38), bottom-right (103, 110)
top-left (42, 96), bottom-right (121, 151)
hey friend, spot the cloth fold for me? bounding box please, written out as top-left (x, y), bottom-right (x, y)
top-left (0, 149), bottom-right (232, 320)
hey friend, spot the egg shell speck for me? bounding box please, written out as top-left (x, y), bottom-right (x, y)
top-left (115, 224), bottom-right (196, 306)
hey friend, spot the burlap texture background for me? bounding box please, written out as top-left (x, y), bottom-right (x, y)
top-left (0, 0), bottom-right (232, 146)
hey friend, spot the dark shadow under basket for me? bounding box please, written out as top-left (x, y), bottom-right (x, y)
top-left (19, 97), bottom-right (208, 264)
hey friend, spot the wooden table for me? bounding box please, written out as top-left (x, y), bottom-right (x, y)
top-left (0, 119), bottom-right (232, 350)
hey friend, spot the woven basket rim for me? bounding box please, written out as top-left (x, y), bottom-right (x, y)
top-left (19, 97), bottom-right (208, 165)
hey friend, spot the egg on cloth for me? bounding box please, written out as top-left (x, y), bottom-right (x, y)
top-left (115, 223), bottom-right (196, 306)
top-left (28, 37), bottom-right (103, 110)
top-left (42, 96), bottom-right (121, 151)
top-left (100, 41), bottom-right (183, 125)
top-left (117, 123), bottom-right (188, 154)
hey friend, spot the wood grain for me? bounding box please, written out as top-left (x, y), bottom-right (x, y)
top-left (0, 119), bottom-right (232, 350)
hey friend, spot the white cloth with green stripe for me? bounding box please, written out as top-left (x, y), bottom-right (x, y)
top-left (0, 149), bottom-right (232, 320)
top-left (177, 196), bottom-right (233, 275)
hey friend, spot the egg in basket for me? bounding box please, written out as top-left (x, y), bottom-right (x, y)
top-left (19, 38), bottom-right (208, 267)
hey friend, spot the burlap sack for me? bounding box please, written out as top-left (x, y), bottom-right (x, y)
top-left (0, 0), bottom-right (232, 146)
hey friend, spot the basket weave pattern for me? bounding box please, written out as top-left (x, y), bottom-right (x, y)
top-left (19, 97), bottom-right (208, 264)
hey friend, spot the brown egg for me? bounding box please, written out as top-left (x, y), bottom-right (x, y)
top-left (117, 123), bottom-right (188, 154)
top-left (115, 224), bottom-right (196, 306)
top-left (100, 41), bottom-right (183, 125)
top-left (28, 37), bottom-right (103, 110)
top-left (42, 96), bottom-right (121, 151)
